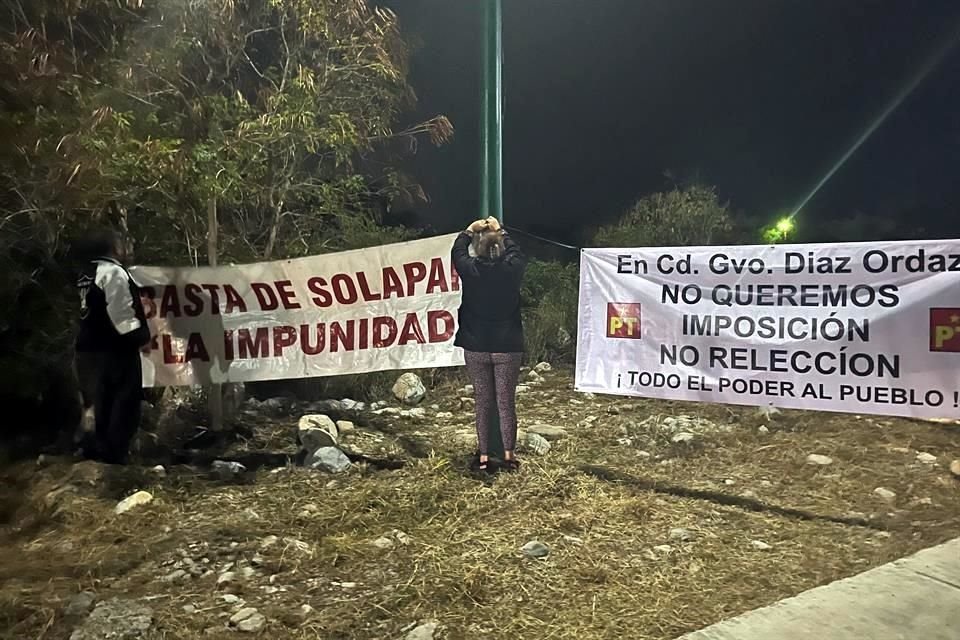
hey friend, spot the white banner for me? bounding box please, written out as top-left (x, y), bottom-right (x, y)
top-left (576, 240), bottom-right (960, 419)
top-left (131, 234), bottom-right (463, 387)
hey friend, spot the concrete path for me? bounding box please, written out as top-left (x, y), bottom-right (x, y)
top-left (679, 538), bottom-right (960, 640)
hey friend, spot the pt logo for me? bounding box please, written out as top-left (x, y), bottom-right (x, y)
top-left (929, 308), bottom-right (960, 352)
top-left (607, 303), bottom-right (641, 339)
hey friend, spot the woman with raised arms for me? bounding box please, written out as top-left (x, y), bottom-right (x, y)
top-left (451, 217), bottom-right (528, 473)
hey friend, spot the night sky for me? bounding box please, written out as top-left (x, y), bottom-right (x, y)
top-left (380, 0), bottom-right (960, 243)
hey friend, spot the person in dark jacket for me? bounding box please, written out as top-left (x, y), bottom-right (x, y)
top-left (452, 217), bottom-right (527, 472)
top-left (74, 229), bottom-right (151, 464)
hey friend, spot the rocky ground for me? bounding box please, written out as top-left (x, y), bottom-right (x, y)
top-left (1, 365), bottom-right (959, 640)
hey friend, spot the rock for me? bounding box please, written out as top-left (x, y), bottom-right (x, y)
top-left (212, 460), bottom-right (246, 476)
top-left (336, 420), bottom-right (355, 433)
top-left (874, 487), bottom-right (897, 502)
top-left (527, 370), bottom-right (545, 384)
top-left (617, 437), bottom-right (633, 446)
top-left (724, 479), bottom-right (736, 486)
top-left (527, 424), bottom-right (567, 440)
top-left (307, 399), bottom-right (345, 413)
top-left (306, 447), bottom-right (352, 474)
top-left (909, 497), bottom-right (933, 507)
top-left (340, 398), bottom-right (365, 411)
top-left (916, 452), bottom-right (937, 464)
top-left (653, 544), bottom-right (674, 555)
top-left (372, 536), bottom-right (395, 550)
top-left (669, 528), bottom-right (696, 542)
top-left (371, 401), bottom-right (388, 411)
top-left (260, 397), bottom-right (296, 415)
top-left (460, 397), bottom-right (476, 411)
top-left (162, 569), bottom-right (188, 583)
top-left (534, 362), bottom-right (552, 374)
top-left (230, 608), bottom-right (266, 633)
top-left (402, 408), bottom-right (426, 419)
top-left (260, 535), bottom-right (279, 549)
top-left (636, 450), bottom-right (652, 459)
top-left (806, 454), bottom-right (833, 466)
top-left (757, 406), bottom-right (781, 420)
top-left (392, 373), bottom-right (426, 405)
top-left (523, 433), bottom-right (551, 455)
top-left (298, 415), bottom-right (339, 451)
top-left (217, 571), bottom-right (238, 588)
top-left (149, 465), bottom-right (167, 478)
top-left (757, 426), bottom-right (769, 435)
top-left (436, 412), bottom-right (454, 420)
top-left (69, 599), bottom-right (153, 640)
top-left (182, 604), bottom-right (196, 614)
top-left (65, 592), bottom-right (96, 617)
top-left (300, 604), bottom-right (314, 615)
top-left (371, 529), bottom-right (411, 549)
top-left (221, 594), bottom-right (242, 604)
top-left (521, 540), bottom-right (550, 558)
top-left (751, 540), bottom-right (773, 551)
top-left (671, 432), bottom-right (695, 444)
top-left (460, 385), bottom-right (475, 396)
top-left (405, 621), bottom-right (440, 640)
top-left (114, 491), bottom-right (153, 515)
top-left (951, 459), bottom-right (960, 478)
top-left (515, 385), bottom-right (530, 394)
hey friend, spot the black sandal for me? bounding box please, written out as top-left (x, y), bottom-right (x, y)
top-left (504, 458), bottom-right (521, 472)
top-left (470, 454), bottom-right (492, 473)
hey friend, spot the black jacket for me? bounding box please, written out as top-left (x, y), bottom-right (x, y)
top-left (452, 231), bottom-right (527, 353)
top-left (76, 257), bottom-right (151, 353)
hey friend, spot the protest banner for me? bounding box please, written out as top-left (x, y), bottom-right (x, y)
top-left (575, 240), bottom-right (960, 419)
top-left (131, 234), bottom-right (463, 387)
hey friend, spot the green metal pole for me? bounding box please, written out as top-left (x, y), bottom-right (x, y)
top-left (480, 0), bottom-right (505, 460)
top-left (481, 0), bottom-right (503, 226)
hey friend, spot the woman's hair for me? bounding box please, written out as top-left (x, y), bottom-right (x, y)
top-left (472, 229), bottom-right (505, 260)
top-left (76, 228), bottom-right (123, 260)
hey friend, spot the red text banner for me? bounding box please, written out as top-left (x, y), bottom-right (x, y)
top-left (131, 234), bottom-right (463, 387)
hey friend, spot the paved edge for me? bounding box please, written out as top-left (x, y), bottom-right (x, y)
top-left (677, 537), bottom-right (960, 640)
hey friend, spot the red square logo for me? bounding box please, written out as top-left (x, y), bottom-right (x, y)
top-left (929, 308), bottom-right (960, 352)
top-left (607, 303), bottom-right (641, 339)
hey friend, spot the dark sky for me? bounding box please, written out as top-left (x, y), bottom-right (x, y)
top-left (380, 0), bottom-right (960, 241)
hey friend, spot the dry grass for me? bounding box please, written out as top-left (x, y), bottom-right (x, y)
top-left (1, 369), bottom-right (959, 640)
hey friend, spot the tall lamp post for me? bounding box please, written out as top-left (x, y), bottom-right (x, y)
top-left (479, 0), bottom-right (505, 459)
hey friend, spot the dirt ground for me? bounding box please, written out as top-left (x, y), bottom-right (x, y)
top-left (1, 367), bottom-right (959, 640)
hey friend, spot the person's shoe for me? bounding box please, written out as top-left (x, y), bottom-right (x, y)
top-left (503, 458), bottom-right (521, 472)
top-left (469, 455), bottom-right (493, 474)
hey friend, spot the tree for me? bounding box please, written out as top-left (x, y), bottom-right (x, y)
top-left (592, 184), bottom-right (734, 247)
top-left (62, 0), bottom-right (451, 264)
top-left (0, 0), bottom-right (452, 446)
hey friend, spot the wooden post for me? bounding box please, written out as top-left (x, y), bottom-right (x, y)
top-left (207, 195), bottom-right (224, 431)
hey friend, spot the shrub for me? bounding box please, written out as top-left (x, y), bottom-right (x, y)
top-left (521, 259), bottom-right (579, 364)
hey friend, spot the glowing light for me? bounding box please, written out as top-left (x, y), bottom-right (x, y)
top-left (775, 217), bottom-right (794, 235)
